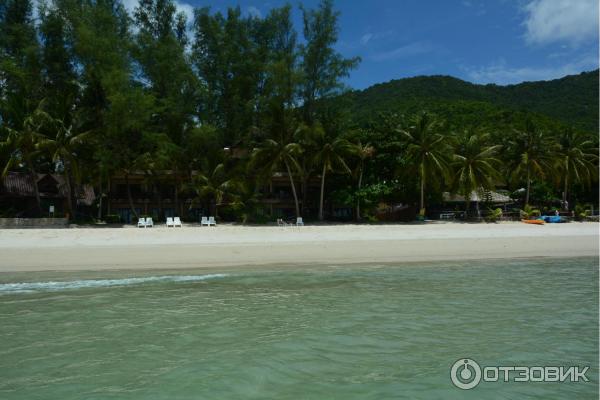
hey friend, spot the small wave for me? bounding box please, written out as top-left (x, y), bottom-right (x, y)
top-left (0, 274), bottom-right (228, 294)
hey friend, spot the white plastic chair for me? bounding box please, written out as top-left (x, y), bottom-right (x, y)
top-left (201, 216), bottom-right (209, 226)
top-left (296, 217), bottom-right (304, 226)
top-left (174, 217), bottom-right (182, 227)
top-left (166, 217), bottom-right (174, 227)
top-left (208, 216), bottom-right (216, 226)
top-left (145, 217), bottom-right (154, 228)
top-left (137, 217), bottom-right (146, 228)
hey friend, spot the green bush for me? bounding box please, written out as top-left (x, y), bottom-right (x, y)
top-left (574, 205), bottom-right (589, 221)
top-left (485, 208), bottom-right (503, 222)
top-left (520, 205), bottom-right (541, 219)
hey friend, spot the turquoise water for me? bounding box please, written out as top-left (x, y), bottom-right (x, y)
top-left (0, 257), bottom-right (597, 399)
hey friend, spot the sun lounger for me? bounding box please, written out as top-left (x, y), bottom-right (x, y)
top-left (137, 217), bottom-right (146, 228)
top-left (208, 216), bottom-right (216, 226)
top-left (296, 217), bottom-right (304, 226)
top-left (145, 217), bottom-right (154, 228)
top-left (166, 217), bottom-right (174, 227)
top-left (201, 216), bottom-right (209, 226)
top-left (174, 217), bottom-right (182, 227)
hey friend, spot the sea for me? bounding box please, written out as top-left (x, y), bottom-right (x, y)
top-left (0, 257), bottom-right (597, 399)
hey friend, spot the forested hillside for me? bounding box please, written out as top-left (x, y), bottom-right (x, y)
top-left (334, 70), bottom-right (599, 132)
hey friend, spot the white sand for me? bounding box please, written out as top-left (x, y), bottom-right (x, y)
top-left (0, 222), bottom-right (597, 271)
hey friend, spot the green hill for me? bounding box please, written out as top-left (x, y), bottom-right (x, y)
top-left (334, 70), bottom-right (599, 132)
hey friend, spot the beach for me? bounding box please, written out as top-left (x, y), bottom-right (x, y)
top-left (0, 222), bottom-right (597, 272)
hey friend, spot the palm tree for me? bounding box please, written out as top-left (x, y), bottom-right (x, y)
top-left (251, 138), bottom-right (303, 218)
top-left (507, 122), bottom-right (551, 206)
top-left (313, 130), bottom-right (354, 221)
top-left (0, 109), bottom-right (46, 215)
top-left (397, 112), bottom-right (451, 215)
top-left (451, 130), bottom-right (502, 212)
top-left (352, 141), bottom-right (374, 221)
top-left (37, 115), bottom-right (93, 217)
top-left (189, 161), bottom-right (241, 219)
top-left (553, 129), bottom-right (598, 210)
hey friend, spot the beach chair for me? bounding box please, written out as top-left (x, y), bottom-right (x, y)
top-left (166, 217), bottom-right (174, 227)
top-left (137, 217), bottom-right (146, 228)
top-left (201, 216), bottom-right (209, 226)
top-left (174, 217), bottom-right (182, 227)
top-left (208, 216), bottom-right (216, 226)
top-left (296, 217), bottom-right (304, 226)
top-left (145, 217), bottom-right (154, 228)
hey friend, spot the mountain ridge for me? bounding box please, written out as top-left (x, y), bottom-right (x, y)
top-left (338, 69), bottom-right (599, 132)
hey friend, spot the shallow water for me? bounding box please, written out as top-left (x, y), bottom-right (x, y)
top-left (0, 257), bottom-right (597, 399)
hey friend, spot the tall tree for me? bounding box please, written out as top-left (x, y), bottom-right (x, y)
top-left (0, 0), bottom-right (42, 139)
top-left (397, 112), bottom-right (452, 215)
top-left (0, 107), bottom-right (47, 215)
top-left (508, 121), bottom-right (551, 206)
top-left (553, 129), bottom-right (598, 209)
top-left (352, 141), bottom-right (374, 221)
top-left (451, 130), bottom-right (502, 212)
top-left (299, 0), bottom-right (360, 126)
top-left (312, 126), bottom-right (353, 221)
top-left (39, 3), bottom-right (78, 125)
top-left (134, 0), bottom-right (200, 215)
top-left (251, 137), bottom-right (302, 218)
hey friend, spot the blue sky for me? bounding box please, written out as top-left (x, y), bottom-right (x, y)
top-left (123, 0), bottom-right (599, 89)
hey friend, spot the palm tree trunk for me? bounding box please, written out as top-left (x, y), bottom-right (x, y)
top-left (284, 160), bottom-right (300, 218)
top-left (107, 176), bottom-right (111, 215)
top-left (97, 176), bottom-right (103, 220)
top-left (125, 172), bottom-right (138, 220)
top-left (27, 159), bottom-right (42, 216)
top-left (319, 164), bottom-right (326, 221)
top-left (64, 163), bottom-right (74, 219)
top-left (356, 163), bottom-right (363, 222)
top-left (174, 167), bottom-right (180, 217)
top-left (525, 167), bottom-right (531, 206)
top-left (563, 160), bottom-right (569, 210)
top-left (419, 166), bottom-right (425, 214)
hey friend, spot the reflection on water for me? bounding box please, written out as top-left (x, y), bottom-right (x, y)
top-left (0, 258), bottom-right (597, 399)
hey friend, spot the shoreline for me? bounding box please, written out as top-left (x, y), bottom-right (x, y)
top-left (0, 222), bottom-right (597, 272)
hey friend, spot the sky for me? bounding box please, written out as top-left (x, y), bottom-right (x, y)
top-left (121, 0), bottom-right (600, 90)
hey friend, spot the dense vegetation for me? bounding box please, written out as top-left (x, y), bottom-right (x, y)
top-left (330, 71), bottom-right (599, 132)
top-left (1, 0), bottom-right (598, 222)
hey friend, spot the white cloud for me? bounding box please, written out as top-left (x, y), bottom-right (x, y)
top-left (523, 0), bottom-right (599, 46)
top-left (246, 6), bottom-right (262, 18)
top-left (371, 42), bottom-right (433, 62)
top-left (463, 55), bottom-right (599, 85)
top-left (360, 33), bottom-right (374, 45)
top-left (122, 0), bottom-right (194, 23)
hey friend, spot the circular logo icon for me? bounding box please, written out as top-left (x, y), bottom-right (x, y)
top-left (450, 358), bottom-right (482, 390)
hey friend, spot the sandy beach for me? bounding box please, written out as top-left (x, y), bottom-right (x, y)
top-left (0, 222), bottom-right (597, 272)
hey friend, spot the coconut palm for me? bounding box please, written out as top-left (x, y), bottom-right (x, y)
top-left (0, 109), bottom-right (46, 215)
top-left (353, 141), bottom-right (374, 221)
top-left (251, 137), bottom-right (303, 218)
top-left (397, 112), bottom-right (452, 215)
top-left (313, 130), bottom-right (354, 221)
top-left (451, 130), bottom-right (502, 212)
top-left (553, 129), bottom-right (598, 210)
top-left (37, 115), bottom-right (94, 216)
top-left (189, 160), bottom-right (242, 219)
top-left (507, 122), bottom-right (551, 206)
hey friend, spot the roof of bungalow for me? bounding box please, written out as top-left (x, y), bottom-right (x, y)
top-left (443, 190), bottom-right (512, 203)
top-left (0, 172), bottom-right (96, 206)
